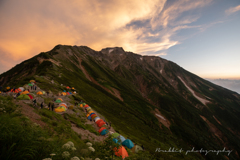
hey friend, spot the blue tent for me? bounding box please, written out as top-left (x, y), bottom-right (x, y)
top-left (87, 115), bottom-right (91, 120)
top-left (69, 92), bottom-right (72, 94)
top-left (63, 90), bottom-right (66, 92)
top-left (100, 129), bottom-right (109, 135)
top-left (113, 138), bottom-right (121, 144)
top-left (118, 135), bottom-right (126, 143)
top-left (90, 113), bottom-right (95, 116)
top-left (122, 139), bottom-right (134, 149)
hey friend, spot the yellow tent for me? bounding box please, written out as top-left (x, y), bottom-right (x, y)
top-left (86, 113), bottom-right (90, 117)
top-left (37, 91), bottom-right (43, 95)
top-left (30, 80), bottom-right (35, 83)
top-left (72, 87), bottom-right (75, 90)
top-left (6, 87), bottom-right (10, 90)
top-left (88, 111), bottom-right (94, 114)
top-left (55, 108), bottom-right (65, 112)
top-left (21, 91), bottom-right (29, 95)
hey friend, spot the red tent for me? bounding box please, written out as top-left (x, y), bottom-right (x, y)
top-left (27, 94), bottom-right (33, 99)
top-left (83, 104), bottom-right (89, 108)
top-left (98, 127), bottom-right (106, 133)
top-left (90, 113), bottom-right (96, 118)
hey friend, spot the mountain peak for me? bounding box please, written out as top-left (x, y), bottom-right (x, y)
top-left (101, 47), bottom-right (125, 54)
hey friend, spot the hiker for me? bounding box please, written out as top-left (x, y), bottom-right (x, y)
top-left (48, 102), bottom-right (51, 110)
top-left (33, 99), bottom-right (37, 107)
top-left (40, 102), bottom-right (44, 109)
top-left (16, 92), bottom-right (20, 97)
top-left (46, 91), bottom-right (49, 96)
top-left (35, 86), bottom-right (37, 90)
top-left (31, 86), bottom-right (33, 90)
top-left (53, 98), bottom-right (56, 101)
top-left (51, 102), bottom-right (55, 111)
top-left (141, 145), bottom-right (145, 151)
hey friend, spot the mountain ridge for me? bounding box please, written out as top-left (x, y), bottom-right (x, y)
top-left (1, 44), bottom-right (240, 160)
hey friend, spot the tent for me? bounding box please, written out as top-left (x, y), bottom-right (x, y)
top-left (97, 121), bottom-right (106, 128)
top-left (111, 133), bottom-right (120, 139)
top-left (114, 146), bottom-right (129, 159)
top-left (87, 115), bottom-right (92, 120)
top-left (27, 94), bottom-right (33, 99)
top-left (100, 129), bottom-right (108, 135)
top-left (23, 84), bottom-right (29, 89)
top-left (113, 138), bottom-right (121, 145)
top-left (61, 92), bottom-right (67, 96)
top-left (98, 127), bottom-right (106, 133)
top-left (63, 90), bottom-right (66, 92)
top-left (90, 113), bottom-right (96, 118)
top-left (66, 86), bottom-right (70, 89)
top-left (86, 108), bottom-right (92, 112)
top-left (72, 87), bottom-right (75, 90)
top-left (88, 110), bottom-right (94, 114)
top-left (42, 91), bottom-right (46, 94)
top-left (37, 91), bottom-right (43, 95)
top-left (91, 115), bottom-right (98, 120)
top-left (131, 145), bottom-right (143, 153)
top-left (118, 135), bottom-right (126, 143)
top-left (67, 92), bottom-right (70, 95)
top-left (18, 87), bottom-right (24, 91)
top-left (89, 113), bottom-right (95, 117)
top-left (17, 94), bottom-right (30, 100)
top-left (122, 139), bottom-right (134, 149)
top-left (59, 103), bottom-right (67, 108)
top-left (86, 113), bottom-right (90, 117)
top-left (95, 118), bottom-right (101, 123)
top-left (94, 117), bottom-right (100, 121)
top-left (80, 104), bottom-right (83, 107)
top-left (84, 104), bottom-right (89, 108)
top-left (28, 83), bottom-right (33, 86)
top-left (6, 87), bottom-right (10, 90)
top-left (55, 99), bottom-right (62, 103)
top-left (68, 92), bottom-right (72, 94)
top-left (57, 98), bottom-right (63, 102)
top-left (21, 91), bottom-right (29, 95)
top-left (30, 80), bottom-right (35, 83)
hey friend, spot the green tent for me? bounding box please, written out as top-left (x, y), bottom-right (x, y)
top-left (28, 83), bottom-right (33, 86)
top-left (111, 133), bottom-right (120, 139)
top-left (42, 91), bottom-right (46, 94)
top-left (17, 94), bottom-right (31, 100)
top-left (55, 99), bottom-right (62, 103)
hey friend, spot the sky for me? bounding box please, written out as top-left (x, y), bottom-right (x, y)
top-left (0, 0), bottom-right (240, 91)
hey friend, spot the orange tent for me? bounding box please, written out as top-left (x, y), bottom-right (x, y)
top-left (114, 146), bottom-right (129, 159)
top-left (88, 111), bottom-right (94, 114)
top-left (91, 115), bottom-right (98, 120)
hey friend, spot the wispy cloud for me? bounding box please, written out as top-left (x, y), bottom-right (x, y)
top-left (0, 0), bottom-right (214, 73)
top-left (225, 5), bottom-right (240, 15)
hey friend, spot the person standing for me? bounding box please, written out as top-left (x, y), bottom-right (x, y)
top-left (51, 102), bottom-right (55, 111)
top-left (35, 86), bottom-right (37, 90)
top-left (33, 99), bottom-right (37, 107)
top-left (48, 102), bottom-right (51, 110)
top-left (40, 102), bottom-right (44, 109)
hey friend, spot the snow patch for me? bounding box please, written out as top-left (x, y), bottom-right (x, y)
top-left (140, 57), bottom-right (143, 61)
top-left (155, 114), bottom-right (166, 121)
top-left (160, 70), bottom-right (163, 74)
top-left (108, 49), bottom-right (114, 53)
top-left (178, 76), bottom-right (209, 105)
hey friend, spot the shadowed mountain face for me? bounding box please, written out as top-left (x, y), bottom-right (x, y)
top-left (1, 45), bottom-right (240, 160)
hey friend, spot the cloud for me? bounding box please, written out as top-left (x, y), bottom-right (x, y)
top-left (207, 79), bottom-right (240, 94)
top-left (0, 0), bottom-right (213, 73)
top-left (225, 5), bottom-right (240, 15)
